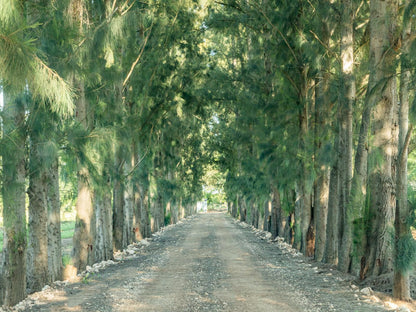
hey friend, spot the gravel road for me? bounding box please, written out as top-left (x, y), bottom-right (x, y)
top-left (18, 212), bottom-right (393, 311)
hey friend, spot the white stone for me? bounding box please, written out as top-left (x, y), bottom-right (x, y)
top-left (369, 295), bottom-right (381, 303)
top-left (360, 287), bottom-right (373, 296)
top-left (384, 301), bottom-right (398, 310)
top-left (93, 263), bottom-right (102, 269)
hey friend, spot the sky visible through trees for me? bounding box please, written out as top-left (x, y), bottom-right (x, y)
top-left (1, 0), bottom-right (416, 306)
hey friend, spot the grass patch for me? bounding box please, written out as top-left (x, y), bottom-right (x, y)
top-left (61, 221), bottom-right (75, 239)
top-left (62, 254), bottom-right (72, 266)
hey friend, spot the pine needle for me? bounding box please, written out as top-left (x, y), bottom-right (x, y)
top-left (32, 57), bottom-right (75, 117)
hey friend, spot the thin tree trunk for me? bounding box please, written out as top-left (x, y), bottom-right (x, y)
top-left (239, 197), bottom-right (247, 222)
top-left (141, 185), bottom-right (151, 238)
top-left (133, 185), bottom-right (143, 241)
top-left (300, 94), bottom-right (313, 256)
top-left (1, 91), bottom-right (27, 306)
top-left (323, 155), bottom-right (340, 265)
top-left (314, 170), bottom-right (329, 262)
top-left (113, 151), bottom-right (126, 251)
top-left (232, 199), bottom-right (238, 218)
top-left (263, 199), bottom-right (271, 232)
top-left (72, 81), bottom-right (95, 272)
top-left (293, 183), bottom-right (302, 250)
top-left (314, 28), bottom-right (331, 261)
top-left (28, 111), bottom-right (49, 292)
top-left (271, 186), bottom-right (284, 238)
top-left (179, 197), bottom-right (186, 220)
top-left (95, 186), bottom-right (113, 261)
top-left (47, 158), bottom-right (62, 282)
top-left (338, 0), bottom-right (356, 273)
top-left (393, 8), bottom-right (412, 299)
top-left (124, 157), bottom-right (134, 244)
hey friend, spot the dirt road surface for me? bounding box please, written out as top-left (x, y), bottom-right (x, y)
top-left (20, 213), bottom-right (389, 312)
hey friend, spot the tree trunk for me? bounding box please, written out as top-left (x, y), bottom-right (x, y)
top-left (179, 197), bottom-right (186, 220)
top-left (95, 187), bottom-right (113, 261)
top-left (263, 199), bottom-right (271, 233)
top-left (133, 184), bottom-right (143, 241)
top-left (348, 75), bottom-right (372, 277)
top-left (299, 72), bottom-right (313, 256)
top-left (293, 184), bottom-right (302, 250)
top-left (365, 0), bottom-right (399, 276)
top-left (28, 113), bottom-right (49, 292)
top-left (152, 192), bottom-right (163, 233)
top-left (239, 197), bottom-right (247, 222)
top-left (47, 158), bottom-right (62, 282)
top-left (171, 200), bottom-right (179, 224)
top-left (232, 199), bottom-right (238, 218)
top-left (313, 23), bottom-right (331, 260)
top-left (284, 213), bottom-right (294, 245)
top-left (113, 152), bottom-right (126, 251)
top-left (323, 157), bottom-right (340, 265)
top-left (141, 186), bottom-right (151, 238)
top-left (124, 158), bottom-right (134, 244)
top-left (393, 9), bottom-right (412, 300)
top-left (252, 201), bottom-right (259, 229)
top-left (314, 170), bottom-right (329, 262)
top-left (300, 167), bottom-right (312, 256)
top-left (337, 0), bottom-right (356, 273)
top-left (271, 186), bottom-right (285, 238)
top-left (1, 91), bottom-right (27, 306)
top-left (72, 81), bottom-right (95, 272)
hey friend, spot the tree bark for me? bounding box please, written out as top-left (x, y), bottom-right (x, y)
top-left (232, 199), bottom-right (238, 218)
top-left (95, 186), bottom-right (113, 261)
top-left (1, 91), bottom-right (27, 306)
top-left (141, 185), bottom-right (151, 238)
top-left (124, 157), bottom-right (134, 244)
top-left (348, 77), bottom-right (372, 277)
top-left (113, 151), bottom-right (126, 251)
top-left (314, 169), bottom-right (329, 262)
top-left (323, 155), bottom-right (340, 265)
top-left (393, 8), bottom-right (412, 299)
top-left (263, 199), bottom-right (271, 233)
top-left (313, 23), bottom-right (331, 260)
top-left (337, 0), bottom-right (356, 273)
top-left (28, 109), bottom-right (49, 292)
top-left (365, 0), bottom-right (399, 276)
top-left (299, 94), bottom-right (313, 256)
top-left (47, 158), bottom-right (62, 282)
top-left (72, 81), bottom-right (95, 272)
top-left (239, 197), bottom-right (247, 222)
top-left (271, 186), bottom-right (284, 238)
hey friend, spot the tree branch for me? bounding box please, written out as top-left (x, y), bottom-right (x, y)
top-left (399, 124), bottom-right (413, 168)
top-left (122, 25), bottom-right (152, 88)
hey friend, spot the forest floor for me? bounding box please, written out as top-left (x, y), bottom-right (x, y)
top-left (3, 212), bottom-right (415, 312)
